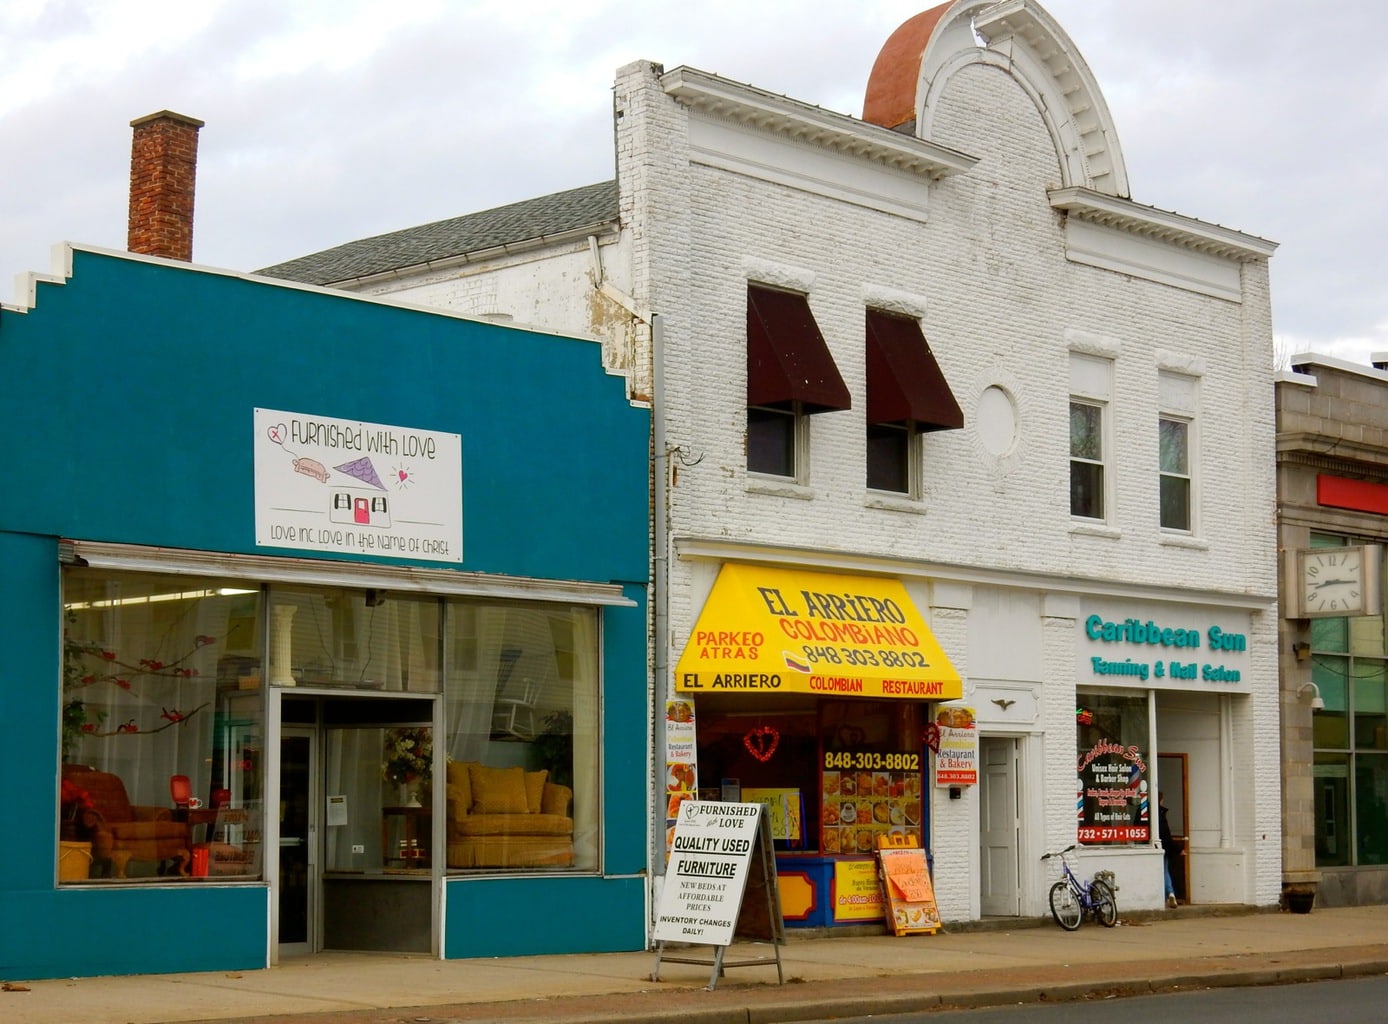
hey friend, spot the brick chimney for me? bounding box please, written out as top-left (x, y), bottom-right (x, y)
top-left (128, 110), bottom-right (204, 261)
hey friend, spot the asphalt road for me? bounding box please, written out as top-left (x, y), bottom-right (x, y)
top-left (796, 973), bottom-right (1388, 1023)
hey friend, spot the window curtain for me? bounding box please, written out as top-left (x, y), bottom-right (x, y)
top-left (570, 609), bottom-right (600, 867)
top-left (63, 582), bottom-right (237, 812)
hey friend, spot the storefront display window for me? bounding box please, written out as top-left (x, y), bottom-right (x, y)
top-left (442, 601), bottom-right (599, 872)
top-left (690, 697), bottom-right (924, 857)
top-left (267, 587), bottom-right (441, 691)
top-left (60, 569), bottom-right (266, 883)
top-left (820, 700), bottom-right (924, 855)
top-left (60, 571), bottom-right (606, 883)
top-left (1309, 536), bottom-right (1388, 866)
top-left (1076, 692), bottom-right (1151, 845)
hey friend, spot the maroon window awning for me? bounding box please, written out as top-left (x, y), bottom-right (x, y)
top-left (747, 285), bottom-right (851, 412)
top-left (866, 309), bottom-right (963, 432)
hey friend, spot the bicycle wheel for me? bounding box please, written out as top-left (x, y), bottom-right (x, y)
top-left (1090, 879), bottom-right (1118, 927)
top-left (1049, 879), bottom-right (1082, 930)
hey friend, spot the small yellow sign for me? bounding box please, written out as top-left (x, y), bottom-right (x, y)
top-left (742, 788), bottom-right (803, 843)
top-left (833, 858), bottom-right (886, 922)
top-left (675, 564), bottom-right (962, 700)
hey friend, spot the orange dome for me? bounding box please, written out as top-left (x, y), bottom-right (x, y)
top-left (862, 3), bottom-right (953, 130)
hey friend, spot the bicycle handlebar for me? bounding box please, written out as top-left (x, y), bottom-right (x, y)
top-left (1040, 843), bottom-right (1079, 861)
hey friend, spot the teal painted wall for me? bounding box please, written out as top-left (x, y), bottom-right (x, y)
top-left (0, 250), bottom-right (650, 979)
top-left (445, 875), bottom-right (647, 958)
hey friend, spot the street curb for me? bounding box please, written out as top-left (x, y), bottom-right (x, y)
top-left (279, 953), bottom-right (1388, 1024)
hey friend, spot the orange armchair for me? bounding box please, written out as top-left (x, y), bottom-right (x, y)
top-left (62, 766), bottom-right (191, 877)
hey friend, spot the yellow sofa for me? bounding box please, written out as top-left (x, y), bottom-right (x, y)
top-left (445, 761), bottom-right (573, 868)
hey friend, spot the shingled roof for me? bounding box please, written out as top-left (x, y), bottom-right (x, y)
top-left (258, 180), bottom-right (619, 286)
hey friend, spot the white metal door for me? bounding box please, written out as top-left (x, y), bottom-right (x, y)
top-left (979, 736), bottom-right (1020, 916)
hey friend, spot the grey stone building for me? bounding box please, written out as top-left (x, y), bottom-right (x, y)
top-left (1277, 353), bottom-right (1388, 907)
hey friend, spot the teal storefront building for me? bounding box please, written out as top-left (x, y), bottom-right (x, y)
top-left (0, 247), bottom-right (650, 979)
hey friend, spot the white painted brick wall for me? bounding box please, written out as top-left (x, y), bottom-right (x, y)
top-left (356, 51), bottom-right (1282, 914)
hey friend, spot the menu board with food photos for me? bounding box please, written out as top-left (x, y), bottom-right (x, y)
top-left (876, 834), bottom-right (940, 936)
top-left (820, 752), bottom-right (923, 856)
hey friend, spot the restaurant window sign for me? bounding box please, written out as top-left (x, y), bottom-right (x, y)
top-left (1076, 693), bottom-right (1150, 845)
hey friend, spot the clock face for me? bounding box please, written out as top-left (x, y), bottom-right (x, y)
top-left (1302, 548), bottom-right (1365, 616)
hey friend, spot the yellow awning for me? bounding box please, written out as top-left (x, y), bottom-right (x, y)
top-left (674, 564), bottom-right (962, 700)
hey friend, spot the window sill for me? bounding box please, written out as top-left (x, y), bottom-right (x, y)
top-left (865, 493), bottom-right (928, 515)
top-left (1159, 533), bottom-right (1208, 551)
top-left (747, 476), bottom-right (815, 500)
top-left (1069, 521), bottom-right (1121, 540)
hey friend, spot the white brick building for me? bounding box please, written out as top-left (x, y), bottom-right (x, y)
top-left (265, 0), bottom-right (1282, 924)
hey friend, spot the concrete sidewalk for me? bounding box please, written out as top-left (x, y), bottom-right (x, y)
top-left (5, 905), bottom-right (1388, 1024)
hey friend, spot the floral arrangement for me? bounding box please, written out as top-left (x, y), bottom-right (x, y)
top-left (382, 727), bottom-right (432, 785)
top-left (60, 778), bottom-right (100, 840)
top-left (61, 778), bottom-right (94, 813)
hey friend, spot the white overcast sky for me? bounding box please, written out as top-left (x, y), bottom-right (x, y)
top-left (4, 1), bottom-right (1385, 365)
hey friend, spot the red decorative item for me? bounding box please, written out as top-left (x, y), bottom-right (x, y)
top-left (743, 725), bottom-right (780, 763)
top-left (923, 722), bottom-right (941, 754)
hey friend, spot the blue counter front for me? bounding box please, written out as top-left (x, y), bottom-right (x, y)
top-left (775, 854), bottom-right (882, 927)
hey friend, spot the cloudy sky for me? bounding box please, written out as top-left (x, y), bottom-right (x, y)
top-left (4, 1), bottom-right (1385, 365)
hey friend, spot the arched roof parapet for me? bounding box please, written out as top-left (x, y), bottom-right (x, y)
top-left (865, 0), bottom-right (1130, 198)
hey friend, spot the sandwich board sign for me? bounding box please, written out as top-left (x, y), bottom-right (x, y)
top-left (876, 833), bottom-right (941, 936)
top-left (651, 801), bottom-right (784, 990)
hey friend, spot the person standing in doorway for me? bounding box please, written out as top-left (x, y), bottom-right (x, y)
top-left (1159, 791), bottom-right (1177, 908)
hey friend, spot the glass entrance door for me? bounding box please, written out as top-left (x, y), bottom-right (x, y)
top-left (278, 727), bottom-right (316, 955)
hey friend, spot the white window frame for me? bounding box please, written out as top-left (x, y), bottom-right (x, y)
top-left (1069, 400), bottom-right (1107, 521)
top-left (866, 419), bottom-right (922, 498)
top-left (1069, 352), bottom-right (1114, 524)
top-left (748, 401), bottom-right (811, 484)
top-left (1157, 371), bottom-right (1199, 535)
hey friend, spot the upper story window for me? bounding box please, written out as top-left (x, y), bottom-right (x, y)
top-left (1070, 402), bottom-right (1105, 518)
top-left (1158, 371), bottom-right (1198, 533)
top-left (1069, 353), bottom-right (1112, 522)
top-left (1158, 417), bottom-right (1191, 530)
top-left (748, 403), bottom-right (800, 477)
top-left (746, 284), bottom-right (849, 481)
top-left (865, 309), bottom-right (963, 496)
top-left (866, 421), bottom-right (913, 493)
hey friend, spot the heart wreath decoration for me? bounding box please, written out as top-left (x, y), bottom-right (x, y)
top-left (923, 722), bottom-right (941, 754)
top-left (743, 725), bottom-right (780, 763)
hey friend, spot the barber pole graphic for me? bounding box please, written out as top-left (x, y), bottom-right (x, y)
top-left (1077, 776), bottom-right (1084, 821)
top-left (1131, 765), bottom-right (1149, 825)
